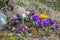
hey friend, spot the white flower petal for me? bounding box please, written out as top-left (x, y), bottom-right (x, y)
top-left (26, 11), bottom-right (30, 15)
top-left (21, 13), bottom-right (27, 18)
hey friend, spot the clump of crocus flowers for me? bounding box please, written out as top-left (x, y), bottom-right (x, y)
top-left (5, 13), bottom-right (60, 38)
top-left (32, 13), bottom-right (59, 29)
top-left (14, 13), bottom-right (59, 33)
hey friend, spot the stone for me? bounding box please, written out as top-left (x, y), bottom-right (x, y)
top-left (41, 36), bottom-right (49, 40)
top-left (33, 38), bottom-right (39, 40)
top-left (0, 11), bottom-right (7, 30)
top-left (12, 4), bottom-right (26, 15)
top-left (0, 11), bottom-right (6, 20)
top-left (25, 11), bottom-right (30, 15)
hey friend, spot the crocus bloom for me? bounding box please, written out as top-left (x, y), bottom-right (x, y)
top-left (52, 25), bottom-right (59, 29)
top-left (44, 19), bottom-right (55, 26)
top-left (15, 19), bottom-right (20, 24)
top-left (32, 15), bottom-right (45, 27)
top-left (39, 14), bottom-right (48, 19)
top-left (32, 15), bottom-right (40, 21)
top-left (20, 27), bottom-right (26, 32)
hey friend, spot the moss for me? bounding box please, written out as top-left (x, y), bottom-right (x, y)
top-left (45, 2), bottom-right (60, 11)
top-left (16, 0), bottom-right (25, 6)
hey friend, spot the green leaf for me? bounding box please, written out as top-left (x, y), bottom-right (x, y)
top-left (45, 25), bottom-right (51, 32)
top-left (23, 32), bottom-right (28, 38)
top-left (0, 0), bottom-right (4, 3)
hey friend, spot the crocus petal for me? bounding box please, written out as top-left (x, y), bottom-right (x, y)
top-left (44, 20), bottom-right (50, 26)
top-left (38, 21), bottom-right (45, 28)
top-left (52, 25), bottom-right (59, 29)
top-left (44, 19), bottom-right (55, 26)
top-left (40, 22), bottom-right (44, 27)
top-left (32, 15), bottom-right (40, 21)
top-left (37, 19), bottom-right (42, 23)
top-left (15, 19), bottom-right (20, 24)
top-left (20, 27), bottom-right (26, 32)
top-left (49, 20), bottom-right (55, 25)
top-left (21, 13), bottom-right (27, 18)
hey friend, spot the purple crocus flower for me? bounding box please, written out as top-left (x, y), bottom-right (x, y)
top-left (32, 15), bottom-right (55, 28)
top-left (32, 15), bottom-right (40, 21)
top-left (52, 25), bottom-right (59, 29)
top-left (32, 15), bottom-right (42, 23)
top-left (32, 15), bottom-right (45, 27)
top-left (15, 19), bottom-right (20, 24)
top-left (20, 27), bottom-right (26, 32)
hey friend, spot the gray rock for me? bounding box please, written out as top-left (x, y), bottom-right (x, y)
top-left (41, 36), bottom-right (49, 40)
top-left (33, 38), bottom-right (39, 40)
top-left (0, 11), bottom-right (6, 20)
top-left (12, 4), bottom-right (26, 15)
top-left (0, 11), bottom-right (7, 30)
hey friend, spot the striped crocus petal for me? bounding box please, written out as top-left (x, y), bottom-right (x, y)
top-left (52, 25), bottom-right (59, 29)
top-left (44, 19), bottom-right (55, 26)
top-left (37, 20), bottom-right (44, 28)
top-left (20, 27), bottom-right (26, 32)
top-left (15, 19), bottom-right (20, 24)
top-left (40, 22), bottom-right (44, 27)
top-left (32, 15), bottom-right (40, 21)
top-left (37, 19), bottom-right (42, 23)
top-left (49, 20), bottom-right (55, 25)
top-left (44, 20), bottom-right (50, 26)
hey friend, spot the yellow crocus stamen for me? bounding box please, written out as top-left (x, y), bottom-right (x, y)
top-left (39, 14), bottom-right (48, 19)
top-left (25, 26), bottom-right (28, 28)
